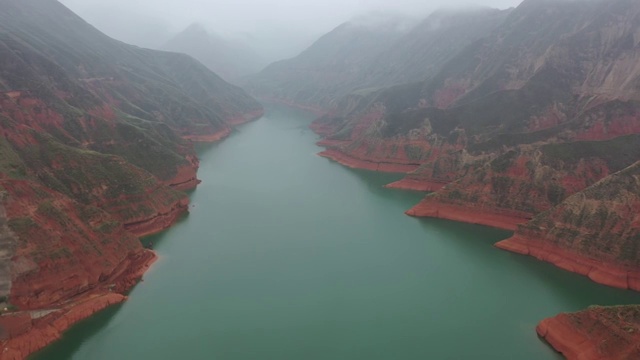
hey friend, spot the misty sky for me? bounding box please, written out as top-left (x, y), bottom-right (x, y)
top-left (59, 0), bottom-right (523, 60)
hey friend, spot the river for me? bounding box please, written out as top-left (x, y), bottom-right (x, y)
top-left (32, 105), bottom-right (640, 359)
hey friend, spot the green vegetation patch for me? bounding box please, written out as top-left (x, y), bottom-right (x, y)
top-left (97, 220), bottom-right (121, 235)
top-left (0, 128), bottom-right (27, 179)
top-left (404, 145), bottom-right (424, 161)
top-left (36, 200), bottom-right (70, 225)
top-left (8, 217), bottom-right (37, 236)
top-left (541, 134), bottom-right (640, 172)
top-left (490, 150), bottom-right (518, 173)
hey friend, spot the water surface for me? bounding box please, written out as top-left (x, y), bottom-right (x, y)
top-left (33, 106), bottom-right (640, 359)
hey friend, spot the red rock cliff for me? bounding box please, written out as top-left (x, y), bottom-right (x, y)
top-left (536, 305), bottom-right (640, 360)
top-left (496, 162), bottom-right (640, 290)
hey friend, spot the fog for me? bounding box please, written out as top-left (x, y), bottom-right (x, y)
top-left (59, 0), bottom-right (523, 62)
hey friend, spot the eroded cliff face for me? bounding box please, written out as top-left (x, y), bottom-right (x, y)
top-left (537, 305), bottom-right (640, 360)
top-left (496, 162), bottom-right (640, 290)
top-left (407, 135), bottom-right (640, 229)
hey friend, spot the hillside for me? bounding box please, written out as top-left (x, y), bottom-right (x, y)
top-left (0, 0), bottom-right (262, 357)
top-left (162, 23), bottom-right (266, 82)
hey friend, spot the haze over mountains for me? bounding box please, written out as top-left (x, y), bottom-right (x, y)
top-left (161, 24), bottom-right (267, 82)
top-left (244, 7), bottom-right (512, 108)
top-left (1, 0), bottom-right (640, 359)
top-left (58, 0), bottom-right (522, 81)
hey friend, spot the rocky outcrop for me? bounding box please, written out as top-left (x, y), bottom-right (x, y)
top-left (406, 135), bottom-right (640, 229)
top-left (123, 197), bottom-right (190, 238)
top-left (496, 161), bottom-right (640, 290)
top-left (384, 178), bottom-right (446, 192)
top-left (537, 305), bottom-right (640, 360)
top-left (407, 201), bottom-right (531, 231)
top-left (0, 179), bottom-right (152, 310)
top-left (318, 149), bottom-right (419, 173)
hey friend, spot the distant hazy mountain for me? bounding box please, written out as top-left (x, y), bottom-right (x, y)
top-left (244, 8), bottom-right (510, 109)
top-left (162, 24), bottom-right (266, 82)
top-left (57, 2), bottom-right (174, 49)
top-left (243, 15), bottom-right (413, 109)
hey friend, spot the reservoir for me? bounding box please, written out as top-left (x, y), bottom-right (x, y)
top-left (33, 106), bottom-right (640, 359)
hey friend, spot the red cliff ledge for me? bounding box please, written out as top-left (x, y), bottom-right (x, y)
top-left (166, 164), bottom-right (201, 191)
top-left (182, 127), bottom-right (232, 142)
top-left (495, 235), bottom-right (640, 291)
top-left (0, 294), bottom-right (128, 360)
top-left (182, 110), bottom-right (265, 142)
top-left (318, 149), bottom-right (419, 173)
top-left (0, 251), bottom-right (157, 360)
top-left (124, 198), bottom-right (190, 238)
top-left (385, 178), bottom-right (447, 192)
top-left (536, 306), bottom-right (640, 360)
top-left (406, 199), bottom-right (531, 231)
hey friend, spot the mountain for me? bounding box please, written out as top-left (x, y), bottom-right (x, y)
top-left (311, 0), bottom-right (640, 290)
top-left (307, 1), bottom-right (640, 354)
top-left (244, 8), bottom-right (511, 111)
top-left (313, 0), bottom-right (640, 219)
top-left (0, 0), bottom-right (262, 356)
top-left (162, 23), bottom-right (266, 82)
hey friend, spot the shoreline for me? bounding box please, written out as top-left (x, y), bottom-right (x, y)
top-left (385, 178), bottom-right (447, 192)
top-left (318, 149), bottom-right (420, 173)
top-left (536, 306), bottom-right (640, 360)
top-left (0, 251), bottom-right (157, 359)
top-left (406, 199), bottom-right (531, 231)
top-left (496, 235), bottom-right (640, 291)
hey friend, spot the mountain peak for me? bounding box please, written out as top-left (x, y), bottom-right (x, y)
top-left (183, 22), bottom-right (209, 35)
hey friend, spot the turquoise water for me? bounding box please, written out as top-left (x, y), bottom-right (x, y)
top-left (33, 106), bottom-right (640, 359)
